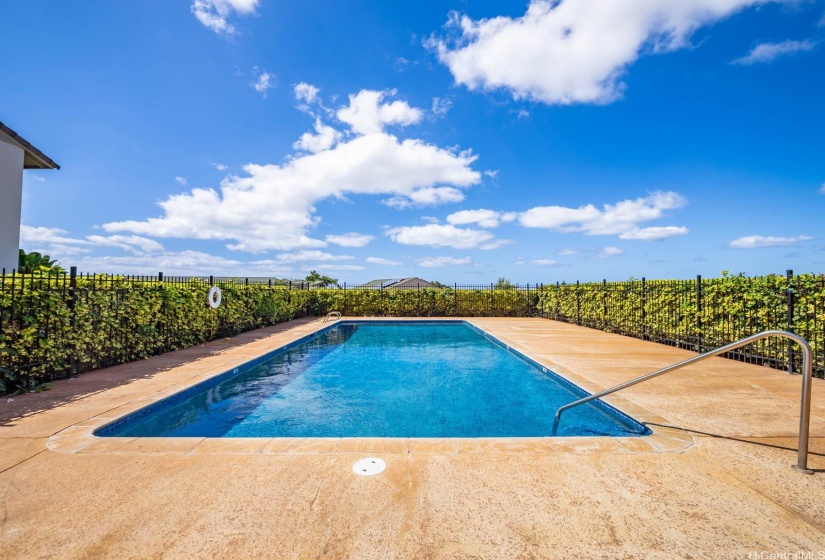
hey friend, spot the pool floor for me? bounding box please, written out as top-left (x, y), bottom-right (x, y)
top-left (95, 321), bottom-right (649, 439)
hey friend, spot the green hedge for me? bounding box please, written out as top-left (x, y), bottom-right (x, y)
top-left (538, 273), bottom-right (825, 376)
top-left (0, 277), bottom-right (541, 392)
top-left (2, 272), bottom-right (823, 393)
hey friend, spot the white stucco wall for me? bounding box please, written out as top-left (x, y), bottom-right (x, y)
top-left (0, 139), bottom-right (24, 273)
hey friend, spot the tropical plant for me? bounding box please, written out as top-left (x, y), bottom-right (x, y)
top-left (18, 250), bottom-right (65, 274)
top-left (305, 270), bottom-right (338, 287)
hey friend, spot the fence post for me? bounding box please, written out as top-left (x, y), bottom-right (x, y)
top-left (158, 272), bottom-right (163, 282)
top-left (454, 283), bottom-right (458, 316)
top-left (209, 275), bottom-right (214, 286)
top-left (576, 280), bottom-right (581, 326)
top-left (787, 269), bottom-right (795, 374)
top-left (602, 279), bottom-right (607, 329)
top-left (539, 283), bottom-right (544, 318)
top-left (696, 274), bottom-right (702, 353)
top-left (641, 277), bottom-right (647, 341)
top-left (555, 281), bottom-right (560, 321)
top-left (68, 266), bottom-right (78, 376)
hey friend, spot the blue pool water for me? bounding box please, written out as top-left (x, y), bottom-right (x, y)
top-left (96, 321), bottom-right (650, 438)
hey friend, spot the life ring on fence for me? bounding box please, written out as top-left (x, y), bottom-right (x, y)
top-left (207, 286), bottom-right (222, 309)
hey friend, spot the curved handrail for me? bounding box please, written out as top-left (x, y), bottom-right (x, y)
top-left (553, 330), bottom-right (815, 474)
top-left (322, 311), bottom-right (342, 323)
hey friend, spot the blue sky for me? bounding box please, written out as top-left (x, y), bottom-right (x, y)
top-left (3, 0), bottom-right (824, 283)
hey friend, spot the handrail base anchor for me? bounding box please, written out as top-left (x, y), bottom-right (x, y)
top-left (791, 464), bottom-right (815, 475)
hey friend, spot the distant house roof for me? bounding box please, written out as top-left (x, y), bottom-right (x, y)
top-left (361, 278), bottom-right (405, 288)
top-left (360, 277), bottom-right (436, 288)
top-left (0, 121), bottom-right (60, 170)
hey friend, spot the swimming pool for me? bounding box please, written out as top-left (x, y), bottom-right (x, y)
top-left (95, 321), bottom-right (650, 438)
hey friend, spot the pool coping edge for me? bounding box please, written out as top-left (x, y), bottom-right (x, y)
top-left (45, 317), bottom-right (694, 456)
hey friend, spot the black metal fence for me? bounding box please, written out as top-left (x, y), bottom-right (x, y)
top-left (539, 271), bottom-right (824, 378)
top-left (1, 267), bottom-right (823, 394)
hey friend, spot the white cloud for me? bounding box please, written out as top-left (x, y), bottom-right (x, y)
top-left (518, 191), bottom-right (687, 236)
top-left (447, 209), bottom-right (504, 228)
top-left (175, 176), bottom-right (188, 185)
top-left (85, 235), bottom-right (165, 254)
top-left (386, 224), bottom-right (507, 250)
top-left (309, 264), bottom-right (365, 272)
top-left (732, 40), bottom-right (816, 65)
top-left (531, 259), bottom-right (557, 266)
top-left (325, 233), bottom-right (374, 247)
top-left (383, 186), bottom-right (466, 209)
top-left (366, 257), bottom-right (403, 266)
top-left (818, 183), bottom-right (825, 194)
top-left (76, 250), bottom-right (250, 276)
top-left (430, 0), bottom-right (788, 105)
top-left (432, 97), bottom-right (453, 118)
top-left (294, 82), bottom-right (320, 104)
top-left (417, 256), bottom-right (473, 268)
top-left (619, 226), bottom-right (689, 241)
top-left (251, 70), bottom-right (275, 97)
top-left (556, 248), bottom-right (579, 256)
top-left (728, 235), bottom-right (813, 249)
top-left (30, 175), bottom-right (46, 183)
top-left (515, 257), bottom-right (557, 266)
top-left (103, 88), bottom-right (481, 253)
top-left (267, 250), bottom-right (354, 263)
top-left (213, 163), bottom-right (228, 171)
top-left (191, 0), bottom-right (258, 36)
top-left (337, 90), bottom-right (423, 135)
top-left (20, 225), bottom-right (165, 257)
top-left (596, 246), bottom-right (624, 259)
top-left (20, 225), bottom-right (87, 247)
top-left (293, 118), bottom-right (342, 153)
top-left (517, 109), bottom-right (530, 119)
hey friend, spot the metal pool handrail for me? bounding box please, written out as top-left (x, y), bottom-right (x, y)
top-left (322, 311), bottom-right (342, 323)
top-left (553, 330), bottom-right (815, 474)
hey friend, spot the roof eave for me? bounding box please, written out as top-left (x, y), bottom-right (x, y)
top-left (0, 121), bottom-right (60, 170)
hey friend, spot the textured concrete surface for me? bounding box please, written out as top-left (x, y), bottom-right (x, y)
top-left (0, 317), bottom-right (823, 559)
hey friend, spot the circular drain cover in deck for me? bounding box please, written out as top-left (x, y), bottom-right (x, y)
top-left (352, 458), bottom-right (386, 476)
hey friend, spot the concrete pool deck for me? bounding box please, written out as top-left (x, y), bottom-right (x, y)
top-left (0, 317), bottom-right (823, 558)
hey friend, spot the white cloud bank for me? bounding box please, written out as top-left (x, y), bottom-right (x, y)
top-left (441, 192), bottom-right (687, 239)
top-left (417, 256), bottom-right (473, 268)
top-left (430, 0), bottom-right (790, 105)
top-left (366, 257), bottom-right (403, 266)
top-left (732, 40), bottom-right (816, 65)
top-left (447, 209), bottom-right (516, 229)
top-left (729, 235), bottom-right (813, 249)
top-left (518, 191), bottom-right (687, 235)
top-left (325, 233), bottom-right (374, 247)
top-left (103, 86), bottom-right (481, 253)
top-left (386, 224), bottom-right (509, 250)
top-left (20, 225), bottom-right (164, 256)
top-left (191, 0), bottom-right (259, 35)
top-left (515, 257), bottom-right (557, 266)
top-left (385, 192), bottom-right (687, 252)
